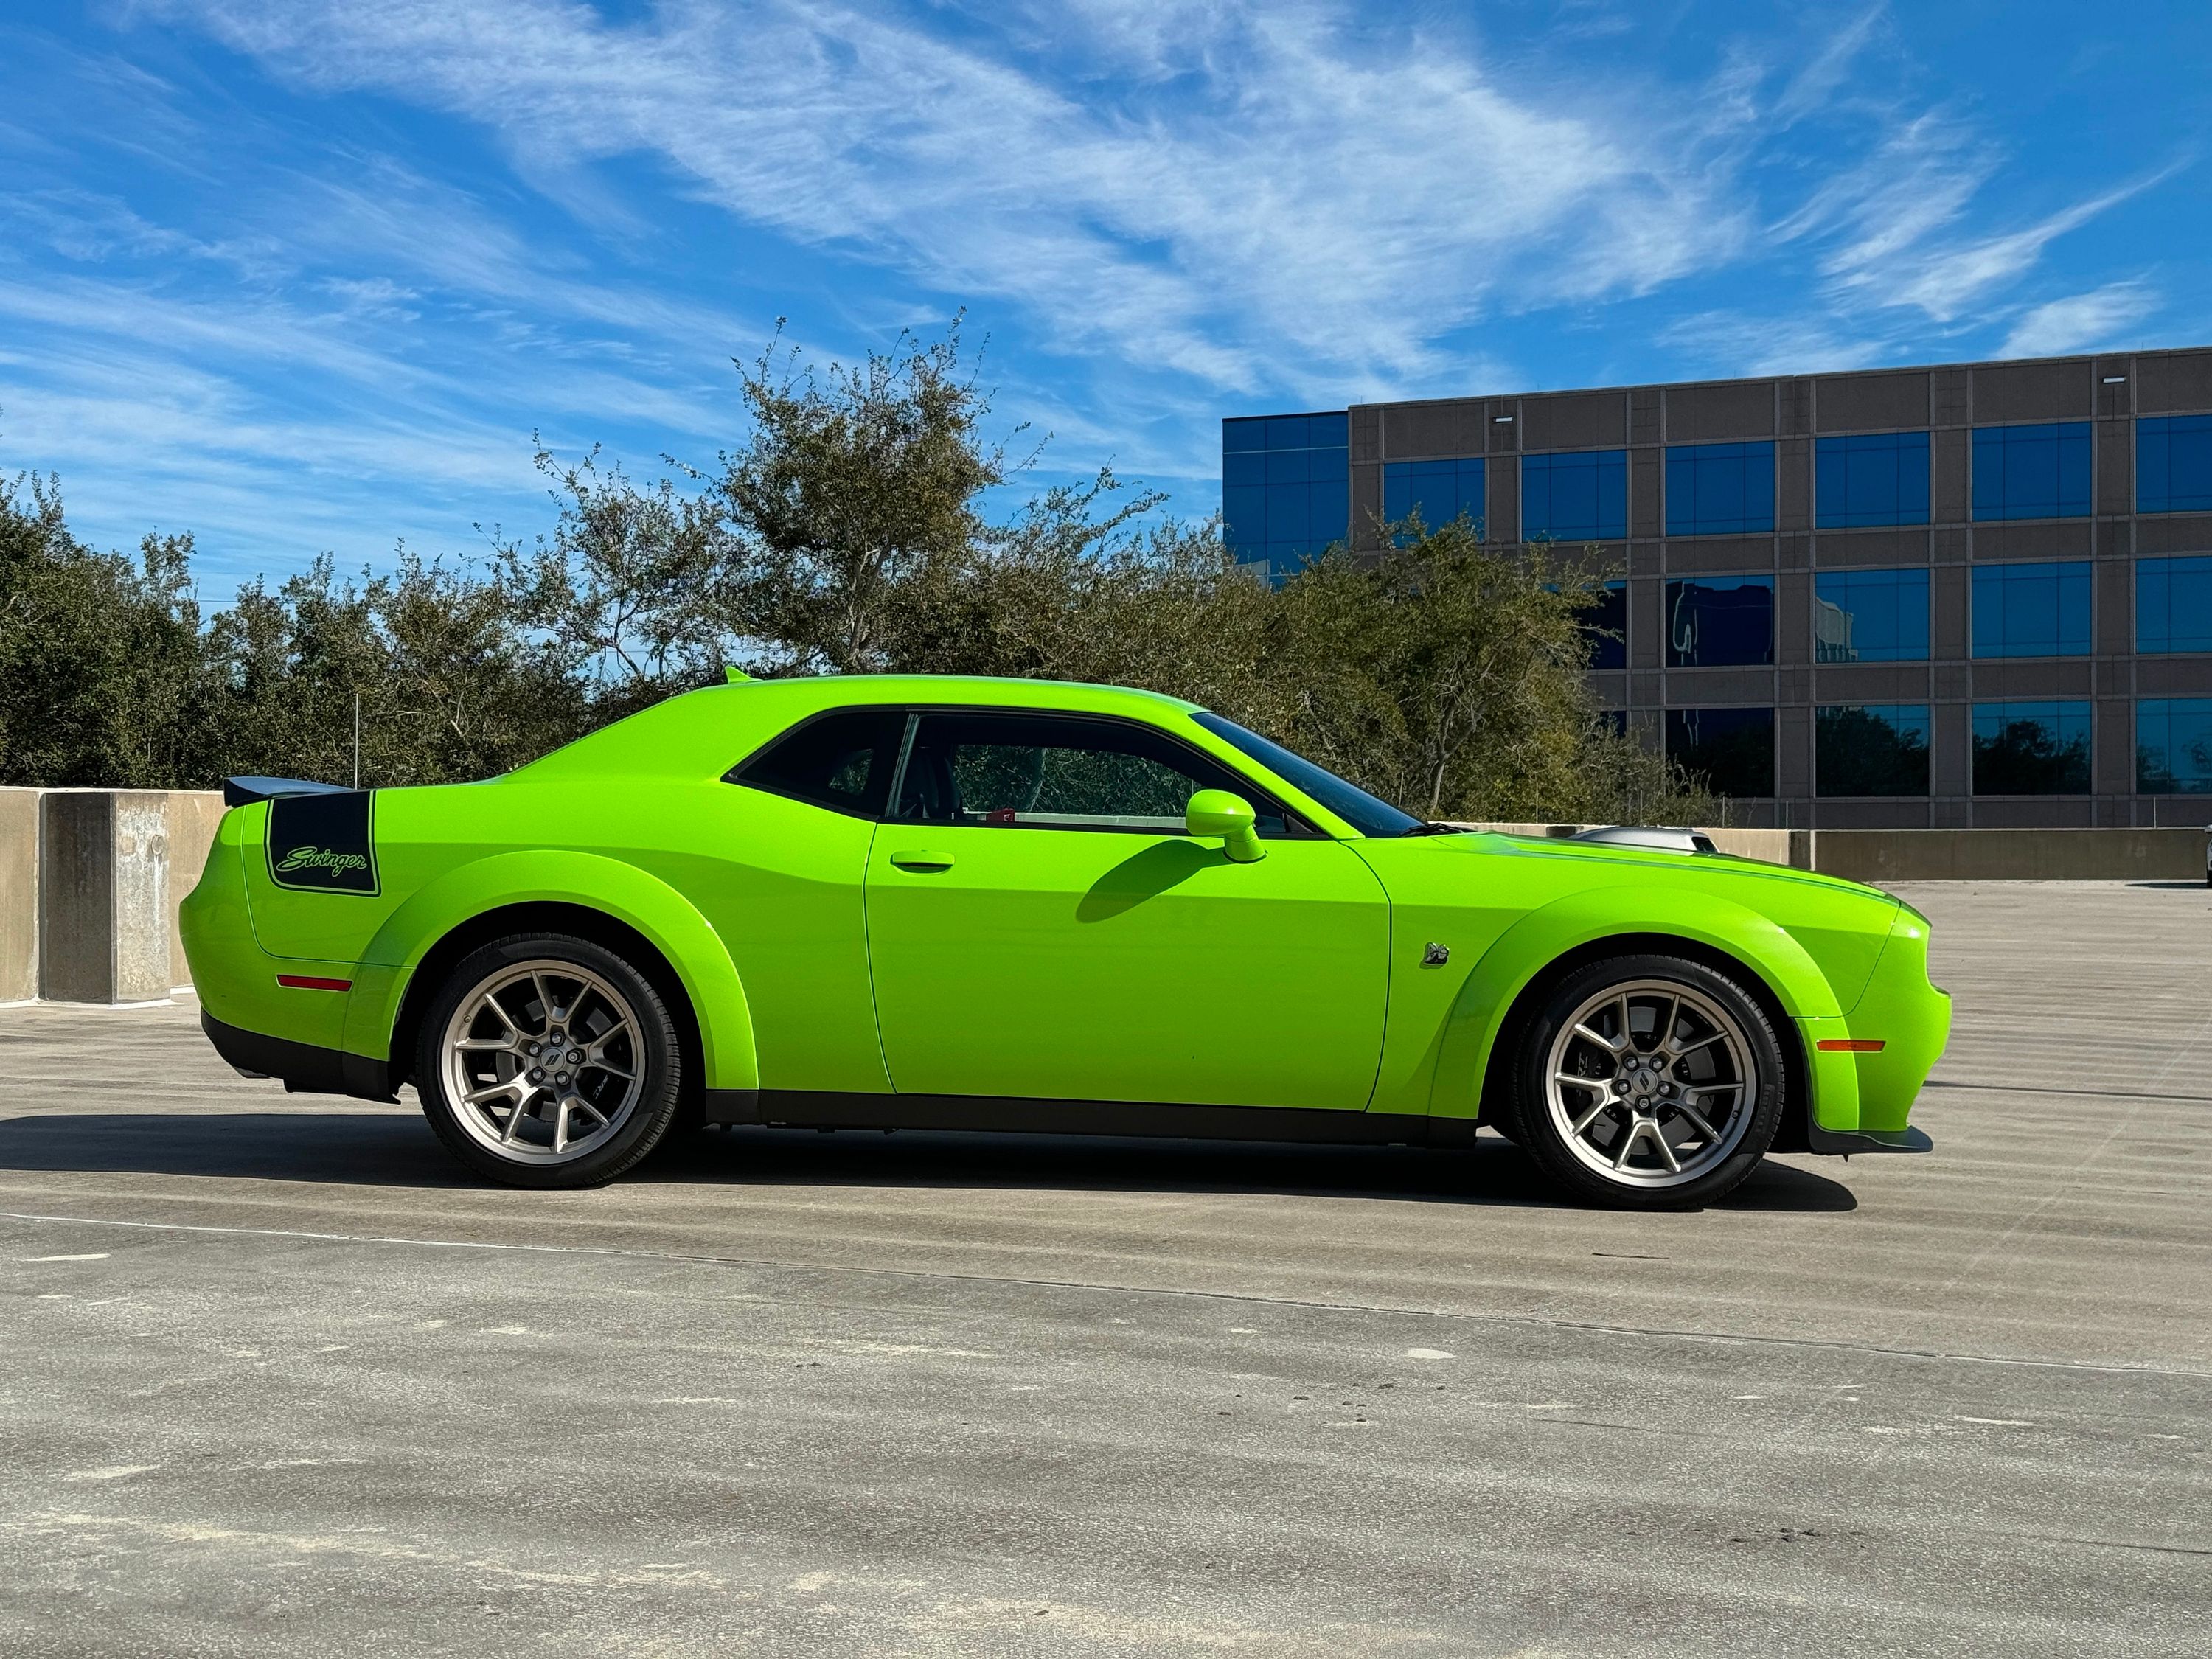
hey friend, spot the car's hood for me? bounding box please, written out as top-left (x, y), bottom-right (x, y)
top-left (1411, 829), bottom-right (1893, 904)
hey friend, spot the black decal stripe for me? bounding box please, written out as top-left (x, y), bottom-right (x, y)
top-left (266, 790), bottom-right (380, 895)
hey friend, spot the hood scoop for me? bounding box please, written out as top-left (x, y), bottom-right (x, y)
top-left (1568, 824), bottom-right (1718, 855)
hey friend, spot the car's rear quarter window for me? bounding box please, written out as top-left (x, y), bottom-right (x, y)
top-left (730, 709), bottom-right (908, 817)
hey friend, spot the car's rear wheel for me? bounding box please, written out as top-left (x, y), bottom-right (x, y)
top-left (415, 933), bottom-right (683, 1189)
top-left (1506, 953), bottom-right (1784, 1208)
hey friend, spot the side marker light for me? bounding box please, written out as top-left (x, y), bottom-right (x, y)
top-left (276, 975), bottom-right (353, 992)
top-left (1815, 1038), bottom-right (1885, 1052)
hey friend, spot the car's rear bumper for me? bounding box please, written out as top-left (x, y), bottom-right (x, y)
top-left (201, 1010), bottom-right (395, 1102)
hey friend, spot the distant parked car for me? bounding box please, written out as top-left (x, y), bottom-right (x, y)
top-left (182, 676), bottom-right (1950, 1205)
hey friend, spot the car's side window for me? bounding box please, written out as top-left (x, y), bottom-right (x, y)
top-left (892, 712), bottom-right (1302, 835)
top-left (729, 709), bottom-right (908, 818)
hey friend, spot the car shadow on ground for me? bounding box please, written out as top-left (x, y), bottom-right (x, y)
top-left (0, 1110), bottom-right (1858, 1213)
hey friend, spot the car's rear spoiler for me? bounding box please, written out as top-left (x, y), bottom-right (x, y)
top-left (222, 776), bottom-right (357, 808)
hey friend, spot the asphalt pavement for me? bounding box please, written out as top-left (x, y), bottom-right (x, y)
top-left (0, 880), bottom-right (2206, 1656)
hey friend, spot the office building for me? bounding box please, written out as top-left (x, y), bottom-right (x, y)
top-left (1222, 347), bottom-right (2212, 827)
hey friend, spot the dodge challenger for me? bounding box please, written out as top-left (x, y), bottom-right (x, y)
top-left (181, 674), bottom-right (1950, 1204)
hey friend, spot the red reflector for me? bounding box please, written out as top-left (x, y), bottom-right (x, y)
top-left (276, 975), bottom-right (352, 992)
top-left (1816, 1038), bottom-right (1885, 1052)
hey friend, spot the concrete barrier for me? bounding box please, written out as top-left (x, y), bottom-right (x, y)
top-left (1457, 820), bottom-right (2208, 883)
top-left (0, 788), bottom-right (39, 1004)
top-left (1, 788), bottom-right (226, 1005)
top-left (1813, 828), bottom-right (2208, 884)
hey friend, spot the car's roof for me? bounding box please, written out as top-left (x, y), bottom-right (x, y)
top-left (720, 674), bottom-right (1203, 715)
top-left (513, 673), bottom-right (1210, 784)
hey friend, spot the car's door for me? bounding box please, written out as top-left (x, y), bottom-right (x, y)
top-left (863, 709), bottom-right (1390, 1110)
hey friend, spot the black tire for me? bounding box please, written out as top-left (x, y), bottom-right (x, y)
top-left (414, 933), bottom-right (685, 1189)
top-left (1502, 953), bottom-right (1786, 1209)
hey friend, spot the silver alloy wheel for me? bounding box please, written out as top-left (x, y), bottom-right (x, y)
top-left (438, 959), bottom-right (646, 1166)
top-left (1543, 977), bottom-right (1756, 1189)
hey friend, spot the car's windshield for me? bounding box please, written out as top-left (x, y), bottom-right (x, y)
top-left (1190, 712), bottom-right (1427, 838)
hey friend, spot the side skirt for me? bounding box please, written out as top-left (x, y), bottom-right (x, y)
top-left (703, 1088), bottom-right (1478, 1148)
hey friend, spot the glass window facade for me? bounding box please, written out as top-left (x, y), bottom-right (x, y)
top-left (1815, 431), bottom-right (1930, 528)
top-left (1383, 456), bottom-right (1484, 532)
top-left (1666, 575), bottom-right (1773, 667)
top-left (1666, 707), bottom-right (1774, 798)
top-left (1972, 422), bottom-right (2091, 521)
top-left (1814, 568), bottom-right (1929, 662)
top-left (1971, 560), bottom-right (2091, 658)
top-left (2138, 416), bottom-right (2212, 515)
top-left (1579, 580), bottom-right (1627, 670)
top-left (1666, 441), bottom-right (1774, 536)
top-left (2136, 555), bottom-right (2212, 654)
top-left (2136, 699), bottom-right (2212, 793)
top-left (1522, 450), bottom-right (1627, 541)
top-left (1972, 701), bottom-right (2091, 794)
top-left (1222, 413), bottom-right (1349, 574)
top-left (1817, 705), bottom-right (1930, 797)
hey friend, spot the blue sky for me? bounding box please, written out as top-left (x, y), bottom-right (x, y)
top-left (4, 1), bottom-right (2208, 592)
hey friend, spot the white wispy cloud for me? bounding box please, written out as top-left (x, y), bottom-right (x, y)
top-left (141, 0), bottom-right (1758, 397)
top-left (2000, 280), bottom-right (2160, 358)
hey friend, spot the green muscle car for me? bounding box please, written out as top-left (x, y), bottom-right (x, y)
top-left (181, 675), bottom-right (1950, 1203)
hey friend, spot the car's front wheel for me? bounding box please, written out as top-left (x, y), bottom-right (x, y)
top-left (1505, 953), bottom-right (1784, 1208)
top-left (415, 933), bottom-right (684, 1189)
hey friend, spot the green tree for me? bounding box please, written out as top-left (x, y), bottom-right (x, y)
top-left (0, 473), bottom-right (213, 787)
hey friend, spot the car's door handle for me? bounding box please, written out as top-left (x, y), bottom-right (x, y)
top-left (888, 849), bottom-right (956, 871)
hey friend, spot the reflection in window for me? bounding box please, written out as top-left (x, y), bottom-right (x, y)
top-left (1817, 705), bottom-right (1930, 796)
top-left (2138, 416), bottom-right (2212, 515)
top-left (1666, 706), bottom-right (1774, 798)
top-left (1222, 412), bottom-right (1349, 574)
top-left (1815, 431), bottom-right (1930, 528)
top-left (1971, 561), bottom-right (2091, 658)
top-left (1522, 450), bottom-right (1627, 541)
top-left (2137, 699), bottom-right (2212, 793)
top-left (1972, 702), bottom-right (2091, 794)
top-left (1666, 441), bottom-right (1774, 536)
top-left (1972, 422), bottom-right (2091, 521)
top-left (1382, 456), bottom-right (1484, 533)
top-left (2136, 555), bottom-right (2212, 653)
top-left (1814, 568), bottom-right (1929, 662)
top-left (1666, 575), bottom-right (1773, 667)
top-left (894, 711), bottom-right (1297, 833)
top-left (1580, 580), bottom-right (1627, 670)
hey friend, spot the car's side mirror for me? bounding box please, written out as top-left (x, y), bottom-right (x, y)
top-left (1185, 789), bottom-right (1265, 863)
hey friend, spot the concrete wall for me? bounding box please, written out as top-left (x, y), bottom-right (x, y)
top-left (1460, 819), bottom-right (2208, 882)
top-left (0, 787), bottom-right (39, 1003)
top-left (1815, 828), bottom-right (2207, 883)
top-left (166, 791), bottom-right (226, 991)
top-left (4, 789), bottom-right (226, 1004)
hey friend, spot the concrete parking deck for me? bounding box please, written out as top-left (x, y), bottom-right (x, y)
top-left (0, 882), bottom-right (2206, 1656)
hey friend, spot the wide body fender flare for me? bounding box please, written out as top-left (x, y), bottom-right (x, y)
top-left (1427, 884), bottom-right (1842, 1121)
top-left (340, 850), bottom-right (758, 1092)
